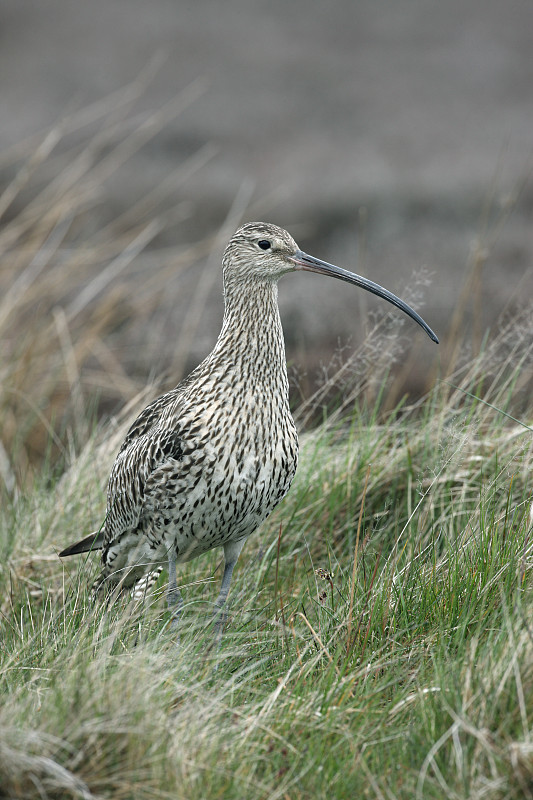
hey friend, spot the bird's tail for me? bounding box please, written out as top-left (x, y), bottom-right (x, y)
top-left (59, 532), bottom-right (164, 602)
top-left (90, 566), bottom-right (164, 601)
top-left (59, 530), bottom-right (104, 557)
top-left (131, 567), bottom-right (165, 600)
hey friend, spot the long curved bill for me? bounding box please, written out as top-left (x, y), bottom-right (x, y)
top-left (290, 250), bottom-right (439, 344)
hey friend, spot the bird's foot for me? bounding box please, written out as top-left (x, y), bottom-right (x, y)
top-left (167, 591), bottom-right (183, 641)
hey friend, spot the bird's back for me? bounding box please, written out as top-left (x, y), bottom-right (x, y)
top-left (98, 335), bottom-right (298, 589)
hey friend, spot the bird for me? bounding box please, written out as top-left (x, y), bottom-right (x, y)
top-left (59, 222), bottom-right (438, 633)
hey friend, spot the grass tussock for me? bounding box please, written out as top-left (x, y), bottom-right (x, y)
top-left (2, 310), bottom-right (533, 798)
top-left (2, 91), bottom-right (533, 798)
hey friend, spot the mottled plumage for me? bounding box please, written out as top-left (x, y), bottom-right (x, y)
top-left (60, 222), bottom-right (438, 631)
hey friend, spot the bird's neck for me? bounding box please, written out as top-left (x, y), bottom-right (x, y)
top-left (212, 280), bottom-right (288, 392)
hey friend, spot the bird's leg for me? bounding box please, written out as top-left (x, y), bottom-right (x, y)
top-left (213, 539), bottom-right (245, 642)
top-left (167, 551), bottom-right (183, 629)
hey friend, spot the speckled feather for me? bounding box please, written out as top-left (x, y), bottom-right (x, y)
top-left (95, 223), bottom-right (299, 591)
top-left (60, 221), bottom-right (438, 614)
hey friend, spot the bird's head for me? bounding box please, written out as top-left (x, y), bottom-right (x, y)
top-left (222, 221), bottom-right (439, 343)
top-left (222, 222), bottom-right (300, 284)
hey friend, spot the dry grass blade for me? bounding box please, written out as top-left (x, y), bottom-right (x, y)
top-left (0, 86), bottom-right (213, 489)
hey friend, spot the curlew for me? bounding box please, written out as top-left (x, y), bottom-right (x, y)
top-left (59, 222), bottom-right (438, 632)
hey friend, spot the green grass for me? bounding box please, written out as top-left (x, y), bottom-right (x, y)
top-left (2, 91), bottom-right (533, 798)
top-left (2, 333), bottom-right (533, 799)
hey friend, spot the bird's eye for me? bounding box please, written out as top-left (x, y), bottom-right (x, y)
top-left (257, 240), bottom-right (271, 251)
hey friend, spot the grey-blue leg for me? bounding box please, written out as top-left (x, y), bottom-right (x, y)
top-left (213, 539), bottom-right (246, 641)
top-left (167, 551), bottom-right (183, 629)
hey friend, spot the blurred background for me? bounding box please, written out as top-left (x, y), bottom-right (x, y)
top-left (1, 0), bottom-right (533, 483)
